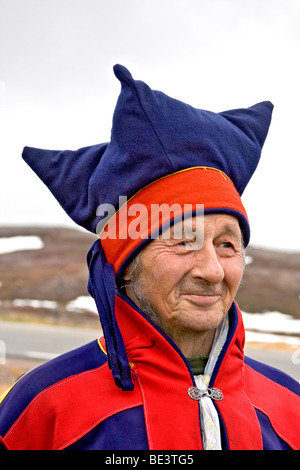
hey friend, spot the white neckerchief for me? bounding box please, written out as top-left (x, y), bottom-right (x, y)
top-left (193, 315), bottom-right (229, 450)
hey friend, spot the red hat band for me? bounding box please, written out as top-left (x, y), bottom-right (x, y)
top-left (100, 167), bottom-right (249, 276)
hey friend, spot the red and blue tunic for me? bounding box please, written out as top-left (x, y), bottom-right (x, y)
top-left (0, 294), bottom-right (299, 450)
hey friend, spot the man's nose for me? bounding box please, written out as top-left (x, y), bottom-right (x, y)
top-left (189, 244), bottom-right (224, 284)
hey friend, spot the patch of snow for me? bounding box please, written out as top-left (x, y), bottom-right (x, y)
top-left (0, 236), bottom-right (44, 255)
top-left (245, 255), bottom-right (253, 265)
top-left (242, 311), bottom-right (300, 335)
top-left (243, 310), bottom-right (300, 346)
top-left (245, 330), bottom-right (300, 346)
top-left (66, 296), bottom-right (98, 314)
top-left (12, 299), bottom-right (58, 309)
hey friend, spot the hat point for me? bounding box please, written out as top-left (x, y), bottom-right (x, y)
top-left (113, 64), bottom-right (133, 82)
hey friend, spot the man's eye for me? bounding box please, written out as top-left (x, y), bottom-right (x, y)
top-left (178, 238), bottom-right (197, 247)
top-left (178, 240), bottom-right (191, 246)
top-left (217, 242), bottom-right (236, 256)
top-left (176, 239), bottom-right (200, 251)
top-left (173, 237), bottom-right (203, 251)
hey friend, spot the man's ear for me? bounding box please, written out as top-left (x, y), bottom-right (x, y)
top-left (122, 265), bottom-right (131, 281)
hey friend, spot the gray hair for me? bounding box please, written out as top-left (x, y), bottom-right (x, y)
top-left (126, 251), bottom-right (164, 328)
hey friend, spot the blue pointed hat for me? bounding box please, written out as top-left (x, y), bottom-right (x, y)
top-left (22, 64), bottom-right (273, 236)
top-left (22, 65), bottom-right (273, 390)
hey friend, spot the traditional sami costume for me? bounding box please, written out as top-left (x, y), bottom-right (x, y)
top-left (0, 65), bottom-right (299, 450)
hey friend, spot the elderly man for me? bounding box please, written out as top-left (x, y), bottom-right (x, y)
top-left (0, 65), bottom-right (299, 450)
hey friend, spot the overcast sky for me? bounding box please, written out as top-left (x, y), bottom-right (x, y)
top-left (0, 0), bottom-right (300, 251)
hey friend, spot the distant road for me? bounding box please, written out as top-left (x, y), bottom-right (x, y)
top-left (245, 346), bottom-right (300, 381)
top-left (0, 320), bottom-right (299, 381)
top-left (0, 320), bottom-right (99, 361)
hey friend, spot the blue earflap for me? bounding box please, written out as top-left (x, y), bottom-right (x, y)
top-left (87, 239), bottom-right (133, 391)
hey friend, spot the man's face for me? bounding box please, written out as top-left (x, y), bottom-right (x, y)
top-left (124, 214), bottom-right (244, 345)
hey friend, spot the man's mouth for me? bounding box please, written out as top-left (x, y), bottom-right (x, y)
top-left (182, 293), bottom-right (221, 306)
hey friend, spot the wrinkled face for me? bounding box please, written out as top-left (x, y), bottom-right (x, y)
top-left (124, 214), bottom-right (245, 343)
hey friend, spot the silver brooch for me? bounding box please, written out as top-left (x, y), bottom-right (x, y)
top-left (188, 386), bottom-right (223, 401)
